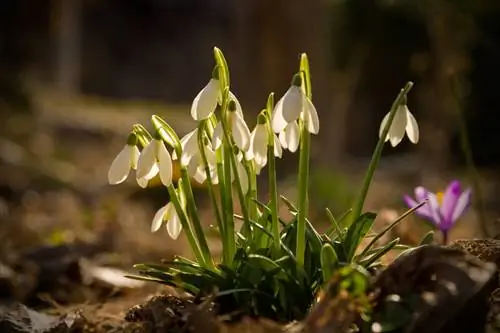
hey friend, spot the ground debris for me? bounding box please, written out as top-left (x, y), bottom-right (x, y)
top-left (0, 303), bottom-right (86, 333)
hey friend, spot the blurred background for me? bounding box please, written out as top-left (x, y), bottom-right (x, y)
top-left (1, 0), bottom-right (500, 312)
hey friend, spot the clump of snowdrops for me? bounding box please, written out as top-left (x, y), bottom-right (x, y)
top-left (108, 47), bottom-right (426, 322)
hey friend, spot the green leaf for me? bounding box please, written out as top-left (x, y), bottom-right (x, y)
top-left (344, 212), bottom-right (377, 261)
top-left (320, 243), bottom-right (338, 282)
top-left (419, 230), bottom-right (435, 245)
top-left (358, 238), bottom-right (400, 268)
top-left (325, 207), bottom-right (345, 240)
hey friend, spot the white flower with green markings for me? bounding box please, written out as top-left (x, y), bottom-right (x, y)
top-left (379, 104), bottom-right (419, 147)
top-left (108, 133), bottom-right (140, 185)
top-left (136, 137), bottom-right (173, 187)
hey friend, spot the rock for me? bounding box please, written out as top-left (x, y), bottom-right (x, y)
top-left (370, 245), bottom-right (497, 333)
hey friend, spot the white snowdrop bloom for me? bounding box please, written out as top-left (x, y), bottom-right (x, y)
top-left (191, 78), bottom-right (219, 121)
top-left (187, 144), bottom-right (219, 185)
top-left (379, 104), bottom-right (419, 147)
top-left (151, 202), bottom-right (183, 239)
top-left (212, 121), bottom-right (223, 150)
top-left (279, 121), bottom-right (300, 153)
top-left (246, 117), bottom-right (283, 173)
top-left (228, 101), bottom-right (251, 152)
top-left (136, 138), bottom-right (173, 187)
top-left (108, 143), bottom-right (140, 185)
top-left (173, 128), bottom-right (199, 167)
top-left (271, 74), bottom-right (319, 135)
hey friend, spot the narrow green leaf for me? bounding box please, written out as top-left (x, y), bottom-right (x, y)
top-left (419, 230), bottom-right (435, 245)
top-left (359, 238), bottom-right (400, 268)
top-left (320, 243), bottom-right (338, 282)
top-left (344, 212), bottom-right (377, 261)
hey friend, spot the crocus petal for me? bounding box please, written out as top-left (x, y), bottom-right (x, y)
top-left (166, 204), bottom-right (182, 240)
top-left (440, 180), bottom-right (462, 225)
top-left (271, 96), bottom-right (289, 134)
top-left (137, 141), bottom-right (159, 180)
top-left (191, 79), bottom-right (219, 121)
top-left (388, 106), bottom-right (407, 147)
top-left (303, 97), bottom-right (320, 134)
top-left (405, 106), bottom-right (419, 144)
top-left (451, 188), bottom-right (471, 223)
top-left (427, 193), bottom-right (442, 227)
top-left (281, 86), bottom-right (303, 124)
top-left (151, 204), bottom-right (169, 232)
top-left (273, 134), bottom-right (282, 158)
top-left (108, 145), bottom-right (133, 185)
top-left (232, 112), bottom-right (251, 151)
top-left (157, 140), bottom-right (173, 187)
top-left (212, 122), bottom-right (224, 150)
top-left (404, 194), bottom-right (431, 220)
top-left (414, 186), bottom-right (433, 218)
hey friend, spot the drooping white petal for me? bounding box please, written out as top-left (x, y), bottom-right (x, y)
top-left (157, 140), bottom-right (173, 187)
top-left (281, 86), bottom-right (303, 124)
top-left (212, 122), bottom-right (224, 150)
top-left (137, 141), bottom-right (159, 180)
top-left (231, 112), bottom-right (251, 152)
top-left (281, 121), bottom-right (300, 153)
top-left (191, 79), bottom-right (219, 121)
top-left (404, 106), bottom-right (419, 144)
top-left (303, 97), bottom-right (320, 134)
top-left (129, 146), bottom-right (140, 170)
top-left (165, 203), bottom-right (182, 240)
top-left (108, 145), bottom-right (133, 185)
top-left (271, 97), bottom-right (288, 134)
top-left (388, 106), bottom-right (407, 147)
top-left (249, 124), bottom-right (268, 167)
top-left (273, 134), bottom-right (283, 158)
top-left (151, 204), bottom-right (169, 232)
top-left (179, 129), bottom-right (199, 167)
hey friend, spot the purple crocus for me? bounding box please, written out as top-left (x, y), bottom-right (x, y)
top-left (403, 180), bottom-right (472, 244)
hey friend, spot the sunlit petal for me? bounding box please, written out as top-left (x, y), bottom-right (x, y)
top-left (273, 134), bottom-right (282, 158)
top-left (378, 112), bottom-right (391, 142)
top-left (427, 193), bottom-right (442, 227)
top-left (440, 180), bottom-right (461, 224)
top-left (137, 177), bottom-right (149, 188)
top-left (151, 204), bottom-right (169, 232)
top-left (108, 145), bottom-right (133, 185)
top-left (405, 106), bottom-right (419, 144)
top-left (191, 79), bottom-right (219, 121)
top-left (232, 112), bottom-right (251, 151)
top-left (303, 97), bottom-right (319, 134)
top-left (388, 106), bottom-right (407, 147)
top-left (157, 140), bottom-right (173, 187)
top-left (166, 203), bottom-right (183, 240)
top-left (137, 141), bottom-right (159, 180)
top-left (284, 121), bottom-right (300, 153)
top-left (281, 86), bottom-right (303, 124)
top-left (271, 97), bottom-right (288, 134)
top-left (180, 129), bottom-right (199, 166)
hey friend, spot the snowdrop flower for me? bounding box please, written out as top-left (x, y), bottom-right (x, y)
top-left (187, 142), bottom-right (219, 185)
top-left (173, 128), bottom-right (199, 167)
top-left (212, 121), bottom-right (223, 150)
top-left (228, 100), bottom-right (251, 152)
top-left (404, 180), bottom-right (471, 244)
top-left (191, 78), bottom-right (219, 121)
top-left (271, 74), bottom-right (319, 135)
top-left (136, 137), bottom-right (173, 187)
top-left (278, 121), bottom-right (300, 153)
top-left (379, 104), bottom-right (419, 147)
top-left (151, 195), bottom-right (186, 239)
top-left (246, 115), bottom-right (282, 173)
top-left (108, 133), bottom-right (140, 185)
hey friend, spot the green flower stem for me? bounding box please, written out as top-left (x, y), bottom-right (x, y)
top-left (217, 155), bottom-right (234, 266)
top-left (196, 126), bottom-right (225, 263)
top-left (220, 116), bottom-right (251, 237)
top-left (350, 81), bottom-right (414, 226)
top-left (296, 54), bottom-right (313, 268)
top-left (179, 168), bottom-right (215, 270)
top-left (166, 185), bottom-right (206, 267)
top-left (296, 122), bottom-right (311, 267)
top-left (268, 139), bottom-right (280, 254)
